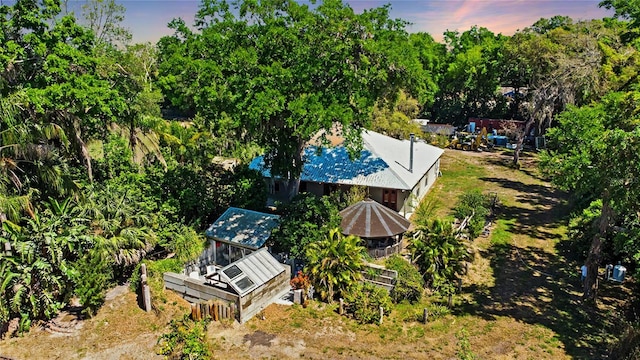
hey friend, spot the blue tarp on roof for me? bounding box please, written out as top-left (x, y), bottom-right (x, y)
top-left (249, 130), bottom-right (444, 190)
top-left (249, 146), bottom-right (397, 187)
top-left (205, 207), bottom-right (280, 250)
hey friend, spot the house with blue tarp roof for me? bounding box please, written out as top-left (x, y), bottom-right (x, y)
top-left (250, 129), bottom-right (444, 216)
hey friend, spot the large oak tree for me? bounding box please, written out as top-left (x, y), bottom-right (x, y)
top-left (158, 0), bottom-right (429, 196)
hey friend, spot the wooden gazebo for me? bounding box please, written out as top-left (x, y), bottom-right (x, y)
top-left (340, 199), bottom-right (411, 258)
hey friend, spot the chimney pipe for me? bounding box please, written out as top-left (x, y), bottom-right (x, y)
top-left (409, 133), bottom-right (414, 173)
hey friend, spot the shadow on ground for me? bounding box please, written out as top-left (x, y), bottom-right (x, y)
top-left (458, 169), bottom-right (630, 358)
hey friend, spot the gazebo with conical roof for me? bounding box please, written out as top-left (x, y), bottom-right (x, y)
top-left (340, 199), bottom-right (411, 258)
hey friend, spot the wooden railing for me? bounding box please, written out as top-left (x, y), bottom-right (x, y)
top-left (367, 241), bottom-right (403, 259)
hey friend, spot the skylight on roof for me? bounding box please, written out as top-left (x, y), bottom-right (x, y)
top-left (235, 276), bottom-right (255, 291)
top-left (223, 265), bottom-right (243, 280)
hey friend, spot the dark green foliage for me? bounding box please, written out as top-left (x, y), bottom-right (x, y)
top-left (93, 134), bottom-right (138, 181)
top-left (72, 250), bottom-right (113, 317)
top-left (158, 163), bottom-right (266, 227)
top-left (430, 27), bottom-right (508, 125)
top-left (306, 228), bottom-right (365, 302)
top-left (454, 190), bottom-right (491, 239)
top-left (227, 166), bottom-right (268, 211)
top-left (344, 283), bottom-right (392, 324)
top-left (385, 255), bottom-right (424, 304)
top-left (271, 193), bottom-right (341, 259)
top-left (157, 315), bottom-right (212, 360)
top-left (567, 200), bottom-right (603, 259)
top-left (409, 219), bottom-right (472, 289)
top-left (158, 0), bottom-right (430, 180)
top-left (160, 164), bottom-right (221, 225)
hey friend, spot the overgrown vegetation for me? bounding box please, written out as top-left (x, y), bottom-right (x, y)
top-left (271, 194), bottom-right (341, 260)
top-left (2, 0), bottom-right (640, 357)
top-left (385, 254), bottom-right (424, 304)
top-left (454, 190), bottom-right (492, 239)
top-left (157, 315), bottom-right (212, 360)
top-left (343, 283), bottom-right (392, 324)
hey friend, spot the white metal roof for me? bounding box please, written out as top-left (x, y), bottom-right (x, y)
top-left (360, 130), bottom-right (444, 190)
top-left (218, 248), bottom-right (285, 297)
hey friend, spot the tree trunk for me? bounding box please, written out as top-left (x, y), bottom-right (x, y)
top-left (513, 118), bottom-right (535, 166)
top-left (583, 193), bottom-right (612, 303)
top-left (285, 138), bottom-right (305, 200)
top-left (286, 178), bottom-right (300, 200)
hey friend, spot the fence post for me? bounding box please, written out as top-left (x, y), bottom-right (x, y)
top-left (379, 306), bottom-right (384, 325)
top-left (339, 298), bottom-right (344, 315)
top-left (140, 264), bottom-right (152, 312)
top-left (191, 303), bottom-right (197, 320)
top-left (423, 308), bottom-right (428, 324)
top-left (4, 242), bottom-right (11, 256)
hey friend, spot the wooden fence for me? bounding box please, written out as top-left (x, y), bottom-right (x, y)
top-left (191, 301), bottom-right (236, 321)
top-left (367, 242), bottom-right (403, 259)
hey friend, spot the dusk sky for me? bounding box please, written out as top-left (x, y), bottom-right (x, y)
top-left (100, 0), bottom-right (612, 43)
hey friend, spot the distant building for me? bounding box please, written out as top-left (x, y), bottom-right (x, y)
top-left (421, 123), bottom-right (456, 136)
top-left (468, 117), bottom-right (526, 133)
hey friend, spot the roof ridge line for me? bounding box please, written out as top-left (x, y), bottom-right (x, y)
top-left (363, 132), bottom-right (411, 190)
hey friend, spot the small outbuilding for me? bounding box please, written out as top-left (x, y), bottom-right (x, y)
top-left (165, 248), bottom-right (291, 323)
top-left (201, 207), bottom-right (280, 267)
top-left (340, 198), bottom-right (411, 258)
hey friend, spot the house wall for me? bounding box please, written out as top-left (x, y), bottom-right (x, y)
top-left (399, 158), bottom-right (441, 215)
top-left (164, 272), bottom-right (240, 306)
top-left (164, 266), bottom-right (291, 323)
top-left (239, 265), bottom-right (291, 323)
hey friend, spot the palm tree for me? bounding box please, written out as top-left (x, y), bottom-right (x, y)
top-left (409, 219), bottom-right (471, 291)
top-left (0, 91), bottom-right (74, 223)
top-left (305, 228), bottom-right (365, 303)
top-left (85, 183), bottom-right (158, 268)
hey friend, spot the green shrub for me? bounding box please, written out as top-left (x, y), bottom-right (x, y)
top-left (72, 250), bottom-right (114, 318)
top-left (454, 190), bottom-right (491, 239)
top-left (272, 193), bottom-right (341, 260)
top-left (158, 224), bottom-right (207, 263)
top-left (157, 315), bottom-right (212, 359)
top-left (385, 255), bottom-right (423, 304)
top-left (130, 258), bottom-right (183, 305)
top-left (427, 304), bottom-right (451, 320)
top-left (456, 328), bottom-right (479, 360)
top-left (344, 283), bottom-right (392, 324)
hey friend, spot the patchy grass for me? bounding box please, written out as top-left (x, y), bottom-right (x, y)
top-left (490, 218), bottom-right (516, 248)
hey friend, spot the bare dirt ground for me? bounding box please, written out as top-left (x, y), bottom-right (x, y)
top-left (0, 149), bottom-right (631, 359)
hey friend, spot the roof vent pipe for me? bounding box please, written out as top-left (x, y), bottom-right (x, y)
top-left (409, 133), bottom-right (415, 173)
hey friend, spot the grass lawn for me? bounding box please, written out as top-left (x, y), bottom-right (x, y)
top-left (0, 149), bottom-right (632, 359)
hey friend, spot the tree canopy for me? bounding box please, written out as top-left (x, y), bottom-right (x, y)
top-left (157, 0), bottom-right (429, 187)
